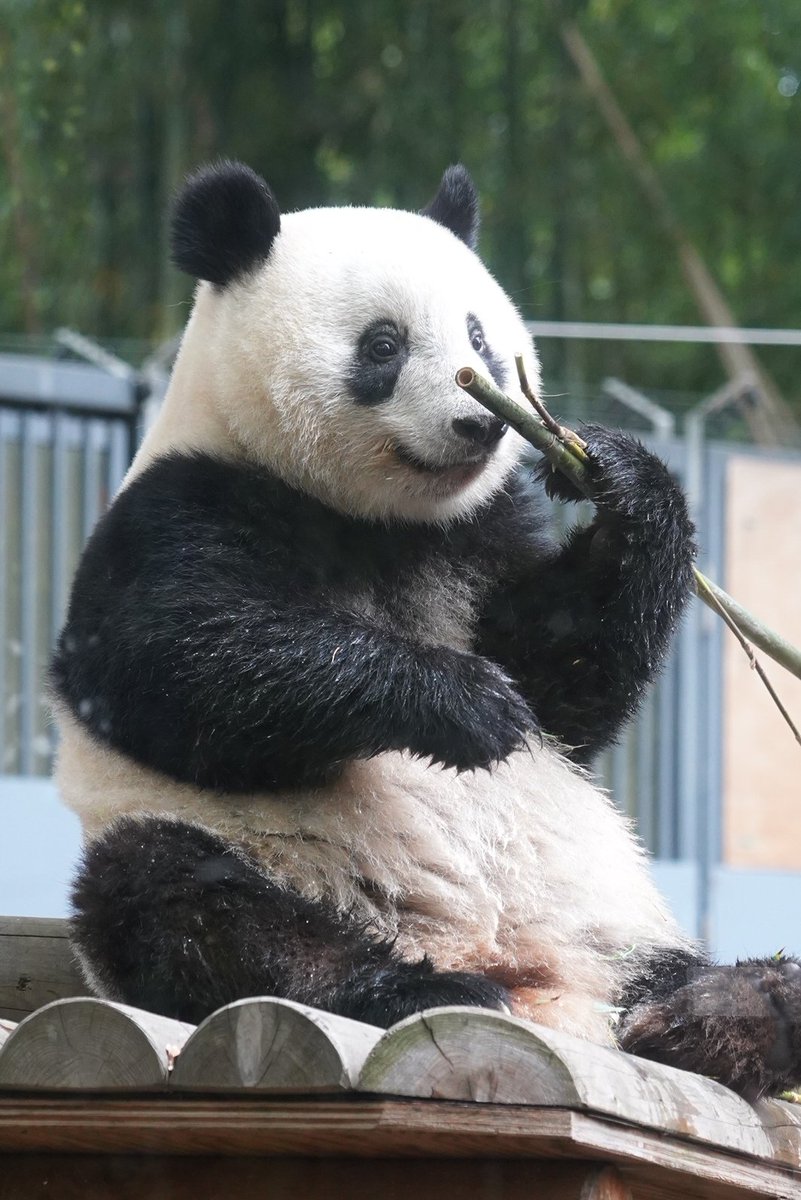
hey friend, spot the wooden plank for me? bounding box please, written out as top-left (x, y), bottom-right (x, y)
top-left (566, 1112), bottom-right (801, 1200)
top-left (0, 1157), bottom-right (634, 1200)
top-left (0, 917), bottom-right (69, 937)
top-left (0, 915), bottom-right (88, 1020)
top-left (358, 1008), bottom-right (781, 1163)
top-left (0, 1100), bottom-right (797, 1198)
top-left (0, 998), bottom-right (194, 1089)
top-left (756, 1100), bottom-right (801, 1172)
top-left (172, 997), bottom-right (382, 1091)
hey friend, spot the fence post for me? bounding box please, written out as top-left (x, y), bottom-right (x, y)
top-left (681, 376), bottom-right (758, 940)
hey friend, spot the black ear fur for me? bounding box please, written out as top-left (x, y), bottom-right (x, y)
top-left (421, 164), bottom-right (479, 249)
top-left (171, 160), bottom-right (281, 287)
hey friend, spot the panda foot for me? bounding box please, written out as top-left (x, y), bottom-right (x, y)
top-left (618, 957), bottom-right (801, 1100)
top-left (327, 958), bottom-right (509, 1029)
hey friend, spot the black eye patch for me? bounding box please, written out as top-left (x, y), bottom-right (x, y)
top-left (347, 320), bottom-right (409, 406)
top-left (467, 314), bottom-right (507, 391)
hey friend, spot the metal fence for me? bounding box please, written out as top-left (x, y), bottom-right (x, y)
top-left (0, 353), bottom-right (139, 775)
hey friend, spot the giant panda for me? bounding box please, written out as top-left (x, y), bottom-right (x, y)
top-left (51, 160), bottom-right (801, 1099)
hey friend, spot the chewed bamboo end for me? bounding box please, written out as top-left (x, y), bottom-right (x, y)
top-left (456, 367), bottom-right (476, 388)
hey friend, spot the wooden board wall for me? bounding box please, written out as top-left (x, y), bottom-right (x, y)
top-left (723, 454), bottom-right (801, 869)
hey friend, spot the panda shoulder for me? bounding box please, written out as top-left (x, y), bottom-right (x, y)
top-left (97, 452), bottom-right (307, 561)
top-left (124, 451), bottom-right (292, 519)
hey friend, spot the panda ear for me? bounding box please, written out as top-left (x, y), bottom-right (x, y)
top-left (420, 164), bottom-right (479, 250)
top-left (171, 160), bottom-right (281, 287)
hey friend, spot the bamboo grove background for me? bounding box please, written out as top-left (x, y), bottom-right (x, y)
top-left (2, 0), bottom-right (801, 412)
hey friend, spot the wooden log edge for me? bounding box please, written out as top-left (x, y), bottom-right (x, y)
top-left (172, 997), bottom-right (382, 1091)
top-left (0, 915), bottom-right (88, 1020)
top-left (358, 1007), bottom-right (798, 1166)
top-left (0, 998), bottom-right (194, 1090)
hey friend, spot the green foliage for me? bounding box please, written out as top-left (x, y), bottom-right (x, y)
top-left (1, 0), bottom-right (800, 406)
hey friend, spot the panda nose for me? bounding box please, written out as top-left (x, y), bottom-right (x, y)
top-left (452, 414), bottom-right (508, 449)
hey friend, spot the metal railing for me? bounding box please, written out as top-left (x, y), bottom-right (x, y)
top-left (0, 352), bottom-right (139, 775)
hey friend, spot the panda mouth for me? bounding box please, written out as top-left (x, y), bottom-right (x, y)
top-left (393, 443), bottom-right (490, 485)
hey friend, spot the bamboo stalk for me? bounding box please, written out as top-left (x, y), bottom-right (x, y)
top-left (455, 367), bottom-right (591, 497)
top-left (456, 365), bottom-right (801, 692)
top-left (694, 573), bottom-right (801, 745)
top-left (695, 571), bottom-right (801, 682)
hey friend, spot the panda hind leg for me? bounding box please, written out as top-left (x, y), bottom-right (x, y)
top-left (618, 950), bottom-right (801, 1100)
top-left (70, 815), bottom-right (508, 1027)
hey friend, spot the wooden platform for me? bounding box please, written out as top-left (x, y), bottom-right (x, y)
top-left (1, 917), bottom-right (800, 1198)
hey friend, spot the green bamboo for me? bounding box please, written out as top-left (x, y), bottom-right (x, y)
top-left (455, 367), bottom-right (591, 496)
top-left (456, 366), bottom-right (801, 685)
top-left (695, 570), bottom-right (801, 680)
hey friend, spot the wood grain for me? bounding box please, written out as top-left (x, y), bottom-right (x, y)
top-left (358, 1007), bottom-right (781, 1161)
top-left (0, 998), bottom-right (194, 1089)
top-left (1, 933), bottom-right (800, 1196)
top-left (0, 916), bottom-right (87, 1020)
top-left (756, 1100), bottom-right (801, 1172)
top-left (0, 1100), bottom-right (797, 1198)
top-left (172, 996), bottom-right (382, 1091)
top-left (0, 1157), bottom-right (635, 1200)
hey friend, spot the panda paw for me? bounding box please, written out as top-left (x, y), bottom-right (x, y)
top-left (618, 957), bottom-right (801, 1100)
top-left (419, 651), bottom-right (537, 772)
top-left (536, 424), bottom-right (691, 527)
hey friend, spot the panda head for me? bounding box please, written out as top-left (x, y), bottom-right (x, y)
top-left (155, 160), bottom-right (540, 525)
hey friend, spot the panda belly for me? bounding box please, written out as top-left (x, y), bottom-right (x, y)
top-left (54, 704), bottom-right (685, 1040)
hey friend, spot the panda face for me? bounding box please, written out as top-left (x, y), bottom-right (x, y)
top-left (146, 163), bottom-right (540, 525)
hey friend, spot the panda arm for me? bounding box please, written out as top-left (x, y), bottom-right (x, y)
top-left (476, 427), bottom-right (696, 762)
top-left (53, 459), bottom-right (535, 790)
top-left (146, 592), bottom-right (535, 787)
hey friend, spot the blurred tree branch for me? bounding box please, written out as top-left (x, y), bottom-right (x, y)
top-left (0, 29), bottom-right (42, 334)
top-left (560, 19), bottom-right (800, 448)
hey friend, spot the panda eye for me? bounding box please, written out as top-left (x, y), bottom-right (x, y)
top-left (369, 334), bottom-right (400, 363)
top-left (467, 314), bottom-right (486, 354)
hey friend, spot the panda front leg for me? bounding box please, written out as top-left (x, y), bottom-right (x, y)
top-left (479, 425), bottom-right (697, 763)
top-left (70, 815), bottom-right (509, 1027)
top-left (618, 948), bottom-right (801, 1099)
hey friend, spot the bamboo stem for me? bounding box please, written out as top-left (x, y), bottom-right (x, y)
top-left (456, 365), bottom-right (801, 694)
top-left (514, 355), bottom-right (589, 458)
top-left (695, 571), bottom-right (801, 681)
top-left (694, 573), bottom-right (801, 745)
top-left (455, 367), bottom-right (590, 496)
top-left (559, 20), bottom-right (799, 449)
